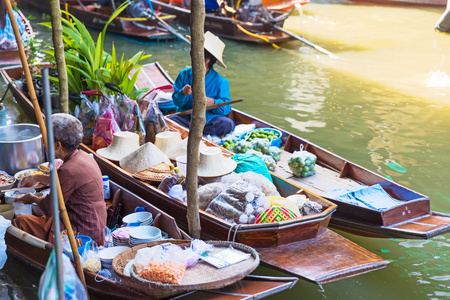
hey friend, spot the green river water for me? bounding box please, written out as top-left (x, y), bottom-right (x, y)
top-left (0, 1), bottom-right (449, 299)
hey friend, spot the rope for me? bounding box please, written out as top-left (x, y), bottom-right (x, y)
top-left (236, 23), bottom-right (280, 49)
top-left (232, 224), bottom-right (242, 242)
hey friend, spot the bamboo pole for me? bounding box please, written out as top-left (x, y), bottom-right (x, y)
top-left (3, 0), bottom-right (87, 290)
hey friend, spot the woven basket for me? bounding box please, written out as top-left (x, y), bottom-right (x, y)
top-left (132, 170), bottom-right (172, 183)
top-left (112, 240), bottom-right (259, 299)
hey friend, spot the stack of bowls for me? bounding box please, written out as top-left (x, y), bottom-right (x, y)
top-left (129, 226), bottom-right (162, 247)
top-left (122, 211), bottom-right (153, 227)
top-left (99, 246), bottom-right (130, 269)
top-left (111, 227), bottom-right (133, 246)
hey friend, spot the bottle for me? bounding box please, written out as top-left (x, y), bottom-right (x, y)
top-left (173, 167), bottom-right (184, 184)
top-left (102, 175), bottom-right (110, 200)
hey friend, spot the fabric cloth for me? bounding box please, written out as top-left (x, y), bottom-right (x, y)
top-left (169, 114), bottom-right (235, 137)
top-left (0, 11), bottom-right (25, 42)
top-left (14, 150), bottom-right (107, 244)
top-left (172, 67), bottom-right (233, 126)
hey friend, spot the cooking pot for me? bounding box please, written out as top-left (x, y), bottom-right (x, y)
top-left (0, 124), bottom-right (44, 175)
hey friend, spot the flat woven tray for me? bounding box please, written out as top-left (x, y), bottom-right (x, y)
top-left (112, 240), bottom-right (259, 298)
top-left (132, 169), bottom-right (172, 183)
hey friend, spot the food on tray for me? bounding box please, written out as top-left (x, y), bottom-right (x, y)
top-left (139, 261), bottom-right (186, 284)
top-left (0, 173), bottom-right (15, 186)
top-left (244, 128), bottom-right (280, 142)
top-left (16, 169), bottom-right (44, 180)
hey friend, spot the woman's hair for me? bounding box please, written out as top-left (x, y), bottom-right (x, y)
top-left (205, 50), bottom-right (217, 69)
top-left (51, 113), bottom-right (83, 151)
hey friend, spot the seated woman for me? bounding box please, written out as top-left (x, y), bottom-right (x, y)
top-left (14, 113), bottom-right (107, 245)
top-left (0, 1), bottom-right (25, 50)
top-left (170, 31), bottom-right (235, 138)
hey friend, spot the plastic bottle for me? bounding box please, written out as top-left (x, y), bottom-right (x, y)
top-left (102, 175), bottom-right (110, 200)
top-left (173, 167), bottom-right (184, 184)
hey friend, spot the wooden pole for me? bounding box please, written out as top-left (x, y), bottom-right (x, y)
top-left (3, 0), bottom-right (87, 291)
top-left (186, 0), bottom-right (206, 239)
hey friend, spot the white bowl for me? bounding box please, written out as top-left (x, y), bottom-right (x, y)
top-left (99, 246), bottom-right (129, 261)
top-left (122, 211), bottom-right (152, 226)
top-left (0, 171), bottom-right (16, 191)
top-left (14, 169), bottom-right (44, 187)
top-left (129, 226), bottom-right (161, 241)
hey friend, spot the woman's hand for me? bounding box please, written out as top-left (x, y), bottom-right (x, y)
top-left (181, 85), bottom-right (192, 95)
top-left (20, 175), bottom-right (39, 187)
top-left (14, 193), bottom-right (40, 205)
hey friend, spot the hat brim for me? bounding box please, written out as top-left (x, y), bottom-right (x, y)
top-left (197, 157), bottom-right (237, 177)
top-left (186, 35), bottom-right (227, 69)
top-left (96, 148), bottom-right (127, 162)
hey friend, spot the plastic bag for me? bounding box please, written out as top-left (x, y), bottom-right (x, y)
top-left (198, 182), bottom-right (226, 210)
top-left (138, 90), bottom-right (169, 143)
top-left (231, 153), bottom-right (273, 182)
top-left (0, 216), bottom-right (11, 269)
top-left (261, 154), bottom-right (276, 171)
top-left (206, 181), bottom-right (270, 224)
top-left (39, 250), bottom-right (88, 300)
top-left (73, 93), bottom-right (99, 145)
top-left (115, 93), bottom-right (146, 145)
top-left (81, 241), bottom-right (101, 273)
top-left (233, 140), bottom-right (252, 154)
top-left (288, 145), bottom-right (317, 178)
top-left (268, 146), bottom-right (281, 162)
top-left (251, 138), bottom-right (271, 155)
top-left (87, 91), bottom-right (121, 151)
top-left (103, 226), bottom-right (113, 248)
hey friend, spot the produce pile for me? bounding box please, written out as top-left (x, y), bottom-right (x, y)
top-left (287, 150), bottom-right (317, 178)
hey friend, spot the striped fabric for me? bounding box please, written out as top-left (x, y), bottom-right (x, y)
top-left (255, 206), bottom-right (297, 224)
top-left (0, 11), bottom-right (25, 42)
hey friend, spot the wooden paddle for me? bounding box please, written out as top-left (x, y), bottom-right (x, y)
top-left (167, 98), bottom-right (244, 117)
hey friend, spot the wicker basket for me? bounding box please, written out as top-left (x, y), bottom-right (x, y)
top-left (112, 240), bottom-right (260, 299)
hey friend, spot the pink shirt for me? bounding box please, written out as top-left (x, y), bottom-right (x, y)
top-left (38, 150), bottom-right (106, 244)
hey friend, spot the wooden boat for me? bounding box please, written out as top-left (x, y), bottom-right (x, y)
top-left (263, 0), bottom-right (310, 11)
top-left (20, 0), bottom-right (176, 42)
top-left (1, 64), bottom-right (389, 284)
top-left (4, 180), bottom-right (298, 299)
top-left (130, 63), bottom-right (450, 240)
top-left (0, 10), bottom-right (35, 66)
top-left (148, 0), bottom-right (294, 44)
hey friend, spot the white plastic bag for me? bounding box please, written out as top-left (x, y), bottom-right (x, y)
top-left (0, 216), bottom-right (11, 269)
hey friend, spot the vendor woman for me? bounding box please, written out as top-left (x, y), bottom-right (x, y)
top-left (14, 113), bottom-right (107, 245)
top-left (170, 31), bottom-right (235, 137)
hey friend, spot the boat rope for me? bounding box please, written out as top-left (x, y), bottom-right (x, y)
top-left (232, 224), bottom-right (242, 242)
top-left (227, 224), bottom-right (243, 242)
top-left (236, 23), bottom-right (280, 49)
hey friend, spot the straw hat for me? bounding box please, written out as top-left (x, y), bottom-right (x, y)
top-left (120, 142), bottom-right (171, 174)
top-left (198, 147), bottom-right (237, 177)
top-left (186, 31), bottom-right (227, 69)
top-left (154, 131), bottom-right (182, 156)
top-left (96, 132), bottom-right (140, 162)
top-left (165, 138), bottom-right (208, 160)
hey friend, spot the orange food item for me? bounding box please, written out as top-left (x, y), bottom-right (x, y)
top-left (139, 261), bottom-right (186, 284)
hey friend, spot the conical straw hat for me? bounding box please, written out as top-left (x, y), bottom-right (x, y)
top-left (96, 132), bottom-right (140, 162)
top-left (197, 147), bottom-right (236, 177)
top-left (186, 31), bottom-right (227, 69)
top-left (154, 131), bottom-right (182, 156)
top-left (165, 138), bottom-right (208, 160)
top-left (120, 142), bottom-right (171, 174)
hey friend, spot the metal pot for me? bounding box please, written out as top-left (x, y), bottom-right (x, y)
top-left (0, 124), bottom-right (44, 175)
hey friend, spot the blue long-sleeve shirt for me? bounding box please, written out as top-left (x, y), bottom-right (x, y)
top-left (172, 67), bottom-right (232, 125)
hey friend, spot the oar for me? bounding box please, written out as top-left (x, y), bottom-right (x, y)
top-left (166, 98), bottom-right (244, 117)
top-left (153, 12), bottom-right (191, 44)
top-left (271, 23), bottom-right (339, 59)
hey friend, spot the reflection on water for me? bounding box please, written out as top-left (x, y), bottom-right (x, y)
top-left (1, 1), bottom-right (449, 300)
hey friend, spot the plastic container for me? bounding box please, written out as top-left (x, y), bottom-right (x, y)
top-left (176, 155), bottom-right (187, 177)
top-left (5, 188), bottom-right (36, 216)
top-left (103, 175), bottom-right (110, 200)
top-left (0, 204), bottom-right (14, 220)
top-left (240, 128), bottom-right (282, 148)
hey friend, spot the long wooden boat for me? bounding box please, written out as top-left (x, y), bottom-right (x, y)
top-left (130, 62), bottom-right (450, 240)
top-left (20, 0), bottom-right (176, 42)
top-left (0, 10), bottom-right (35, 66)
top-left (1, 64), bottom-right (389, 285)
top-left (148, 0), bottom-right (294, 44)
top-left (4, 180), bottom-right (298, 299)
top-left (263, 0), bottom-right (310, 11)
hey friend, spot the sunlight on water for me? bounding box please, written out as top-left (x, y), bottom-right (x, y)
top-left (427, 70), bottom-right (450, 87)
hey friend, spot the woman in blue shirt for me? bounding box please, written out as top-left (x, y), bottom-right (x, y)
top-left (0, 1), bottom-right (25, 50)
top-left (171, 31), bottom-right (235, 137)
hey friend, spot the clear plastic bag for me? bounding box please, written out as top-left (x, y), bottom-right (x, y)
top-left (116, 94), bottom-right (146, 145)
top-left (268, 146), bottom-right (281, 162)
top-left (81, 241), bottom-right (101, 273)
top-left (233, 140), bottom-right (252, 154)
top-left (288, 145), bottom-right (317, 178)
top-left (39, 250), bottom-right (88, 300)
top-left (198, 182), bottom-right (226, 210)
top-left (261, 154), bottom-right (276, 171)
top-left (74, 93), bottom-right (99, 145)
top-left (251, 138), bottom-right (271, 155)
top-left (138, 94), bottom-right (169, 144)
top-left (0, 216), bottom-right (11, 269)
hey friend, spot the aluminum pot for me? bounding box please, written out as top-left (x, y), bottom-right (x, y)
top-left (0, 124), bottom-right (44, 175)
